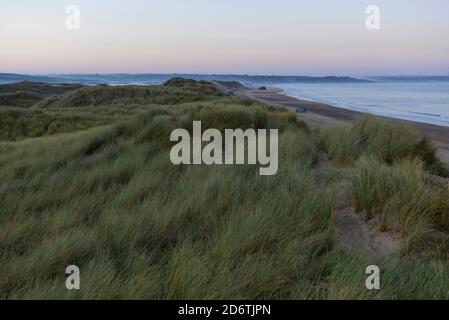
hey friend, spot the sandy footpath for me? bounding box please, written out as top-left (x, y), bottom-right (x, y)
top-left (233, 86), bottom-right (449, 167)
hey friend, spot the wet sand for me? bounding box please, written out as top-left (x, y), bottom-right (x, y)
top-left (233, 86), bottom-right (449, 167)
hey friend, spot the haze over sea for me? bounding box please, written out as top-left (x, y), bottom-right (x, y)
top-left (1, 73), bottom-right (449, 127)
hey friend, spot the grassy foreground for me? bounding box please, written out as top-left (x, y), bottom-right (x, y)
top-left (0, 79), bottom-right (448, 299)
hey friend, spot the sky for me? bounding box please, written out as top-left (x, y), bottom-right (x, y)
top-left (1, 0), bottom-right (448, 75)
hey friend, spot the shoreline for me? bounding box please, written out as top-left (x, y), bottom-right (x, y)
top-left (233, 86), bottom-right (449, 167)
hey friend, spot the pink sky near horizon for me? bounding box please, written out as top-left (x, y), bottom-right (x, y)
top-left (1, 0), bottom-right (448, 75)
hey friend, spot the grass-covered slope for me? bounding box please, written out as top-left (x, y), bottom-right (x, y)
top-left (0, 108), bottom-right (111, 141)
top-left (0, 79), bottom-right (224, 141)
top-left (0, 79), bottom-right (448, 299)
top-left (0, 92), bottom-right (43, 108)
top-left (0, 81), bottom-right (84, 96)
top-left (36, 78), bottom-right (223, 109)
top-left (0, 81), bottom-right (85, 108)
top-left (320, 117), bottom-right (448, 176)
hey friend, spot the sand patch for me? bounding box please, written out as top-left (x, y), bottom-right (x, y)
top-left (334, 208), bottom-right (401, 262)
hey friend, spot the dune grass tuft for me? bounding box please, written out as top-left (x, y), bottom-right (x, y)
top-left (320, 117), bottom-right (448, 176)
top-left (350, 156), bottom-right (449, 250)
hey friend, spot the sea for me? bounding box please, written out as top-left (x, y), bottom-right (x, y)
top-left (277, 80), bottom-right (449, 127)
top-left (1, 73), bottom-right (448, 127)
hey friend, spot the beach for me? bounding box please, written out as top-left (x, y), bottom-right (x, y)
top-left (233, 86), bottom-right (449, 168)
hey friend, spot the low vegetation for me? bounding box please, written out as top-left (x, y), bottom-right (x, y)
top-left (319, 117), bottom-right (448, 176)
top-left (351, 157), bottom-right (449, 245)
top-left (0, 92), bottom-right (43, 108)
top-left (35, 78), bottom-right (223, 109)
top-left (0, 78), bottom-right (224, 141)
top-left (0, 79), bottom-right (447, 299)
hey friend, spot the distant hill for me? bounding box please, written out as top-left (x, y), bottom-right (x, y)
top-left (372, 76), bottom-right (449, 82)
top-left (0, 73), bottom-right (68, 84)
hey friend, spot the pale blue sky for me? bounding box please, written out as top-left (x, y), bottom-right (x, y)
top-left (1, 0), bottom-right (448, 75)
